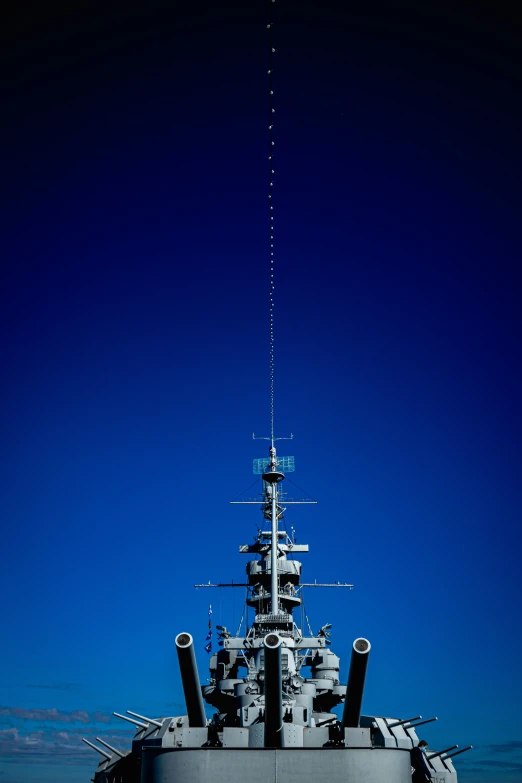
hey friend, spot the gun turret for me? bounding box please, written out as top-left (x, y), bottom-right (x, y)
top-left (175, 632), bottom-right (207, 727)
top-left (263, 632), bottom-right (283, 748)
top-left (342, 637), bottom-right (371, 728)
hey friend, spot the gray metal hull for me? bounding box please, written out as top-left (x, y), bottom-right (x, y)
top-left (141, 747), bottom-right (413, 783)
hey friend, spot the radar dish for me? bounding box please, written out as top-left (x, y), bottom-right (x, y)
top-left (253, 456), bottom-right (295, 474)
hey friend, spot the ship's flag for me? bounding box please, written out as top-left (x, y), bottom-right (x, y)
top-left (205, 604), bottom-right (212, 654)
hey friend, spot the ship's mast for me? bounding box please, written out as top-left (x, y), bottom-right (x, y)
top-left (194, 2), bottom-right (351, 629)
top-left (265, 0), bottom-right (279, 619)
top-left (266, 444), bottom-right (282, 615)
top-left (270, 473), bottom-right (278, 614)
top-left (252, 433), bottom-right (296, 619)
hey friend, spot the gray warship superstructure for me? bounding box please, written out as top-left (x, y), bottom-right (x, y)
top-left (84, 442), bottom-right (471, 783)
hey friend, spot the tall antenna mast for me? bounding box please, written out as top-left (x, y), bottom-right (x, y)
top-left (268, 0), bottom-right (276, 447)
top-left (266, 0), bottom-right (285, 616)
top-left (253, 2), bottom-right (299, 617)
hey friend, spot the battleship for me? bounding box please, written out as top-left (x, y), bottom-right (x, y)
top-left (82, 5), bottom-right (472, 782)
top-left (82, 440), bottom-right (471, 783)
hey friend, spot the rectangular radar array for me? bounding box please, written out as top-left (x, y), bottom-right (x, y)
top-left (253, 456), bottom-right (295, 474)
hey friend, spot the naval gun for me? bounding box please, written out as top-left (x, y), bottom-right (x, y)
top-left (175, 632), bottom-right (206, 727)
top-left (342, 637), bottom-right (371, 728)
top-left (263, 632), bottom-right (283, 747)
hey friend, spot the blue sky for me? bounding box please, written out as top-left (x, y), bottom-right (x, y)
top-left (1, 2), bottom-right (521, 782)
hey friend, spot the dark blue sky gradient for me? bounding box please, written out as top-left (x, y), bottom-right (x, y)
top-left (1, 2), bottom-right (522, 781)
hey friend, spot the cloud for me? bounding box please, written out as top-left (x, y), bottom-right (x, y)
top-left (91, 711), bottom-right (112, 724)
top-left (0, 727), bottom-right (133, 762)
top-left (26, 683), bottom-right (80, 691)
top-left (485, 740), bottom-right (522, 754)
top-left (0, 706), bottom-right (111, 724)
top-left (0, 708), bottom-right (142, 764)
top-left (0, 727), bottom-right (92, 761)
top-left (478, 760), bottom-right (522, 771)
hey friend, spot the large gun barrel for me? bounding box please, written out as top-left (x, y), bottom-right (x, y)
top-left (342, 637), bottom-right (371, 728)
top-left (175, 632), bottom-right (206, 727)
top-left (263, 632), bottom-right (283, 748)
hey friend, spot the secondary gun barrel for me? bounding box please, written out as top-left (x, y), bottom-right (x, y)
top-left (407, 717), bottom-right (437, 729)
top-left (113, 712), bottom-right (148, 728)
top-left (175, 632), bottom-right (206, 727)
top-left (342, 637), bottom-right (371, 728)
top-left (81, 738), bottom-right (111, 759)
top-left (444, 746), bottom-right (473, 759)
top-left (388, 716), bottom-right (422, 728)
top-left (428, 745), bottom-right (458, 759)
top-left (95, 737), bottom-right (125, 758)
top-left (264, 632), bottom-right (283, 748)
top-left (126, 710), bottom-right (163, 728)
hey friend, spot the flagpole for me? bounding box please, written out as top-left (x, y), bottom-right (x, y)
top-left (205, 604), bottom-right (213, 654)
